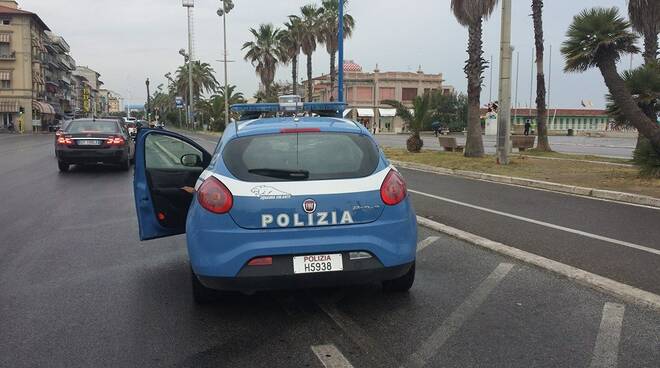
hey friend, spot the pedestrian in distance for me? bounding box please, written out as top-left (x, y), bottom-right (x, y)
top-left (524, 119), bottom-right (531, 136)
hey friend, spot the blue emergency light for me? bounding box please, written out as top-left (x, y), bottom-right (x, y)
top-left (231, 99), bottom-right (346, 120)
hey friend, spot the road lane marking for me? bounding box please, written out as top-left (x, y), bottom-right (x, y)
top-left (589, 303), bottom-right (625, 368)
top-left (317, 301), bottom-right (400, 368)
top-left (405, 263), bottom-right (514, 368)
top-left (409, 189), bottom-right (660, 256)
top-left (311, 345), bottom-right (354, 368)
top-left (417, 236), bottom-right (439, 253)
top-left (417, 216), bottom-right (660, 312)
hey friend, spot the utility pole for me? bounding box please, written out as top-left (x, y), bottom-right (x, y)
top-left (489, 54), bottom-right (493, 103)
top-left (145, 78), bottom-right (151, 121)
top-left (337, 0), bottom-right (345, 103)
top-left (183, 0), bottom-right (195, 129)
top-left (218, 0), bottom-right (234, 130)
top-left (514, 51), bottom-right (519, 123)
top-left (496, 0), bottom-right (512, 165)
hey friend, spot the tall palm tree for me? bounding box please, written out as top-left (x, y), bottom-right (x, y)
top-left (292, 4), bottom-right (323, 102)
top-left (200, 85), bottom-right (246, 131)
top-left (279, 18), bottom-right (304, 96)
top-left (383, 94), bottom-right (434, 153)
top-left (174, 61), bottom-right (220, 105)
top-left (561, 7), bottom-right (660, 154)
top-left (319, 0), bottom-right (355, 100)
top-left (628, 0), bottom-right (659, 65)
top-left (532, 0), bottom-right (551, 151)
top-left (451, 0), bottom-right (498, 157)
top-left (242, 24), bottom-right (283, 92)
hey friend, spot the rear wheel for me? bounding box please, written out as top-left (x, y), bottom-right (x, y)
top-left (382, 263), bottom-right (415, 292)
top-left (57, 160), bottom-right (69, 172)
top-left (120, 158), bottom-right (130, 171)
top-left (191, 268), bottom-right (216, 304)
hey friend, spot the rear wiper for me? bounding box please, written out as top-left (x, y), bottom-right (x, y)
top-left (248, 168), bottom-right (310, 180)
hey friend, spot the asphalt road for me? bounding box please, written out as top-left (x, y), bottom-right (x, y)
top-left (375, 134), bottom-right (636, 158)
top-left (0, 132), bottom-right (658, 368)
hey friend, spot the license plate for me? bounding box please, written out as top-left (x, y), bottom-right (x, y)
top-left (77, 140), bottom-right (100, 146)
top-left (293, 254), bottom-right (343, 274)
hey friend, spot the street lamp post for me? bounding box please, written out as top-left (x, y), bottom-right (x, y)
top-left (179, 48), bottom-right (192, 129)
top-left (496, 0), bottom-right (513, 164)
top-left (145, 78), bottom-right (151, 121)
top-left (337, 0), bottom-right (345, 103)
top-left (217, 0), bottom-right (234, 130)
top-left (182, 0), bottom-right (195, 129)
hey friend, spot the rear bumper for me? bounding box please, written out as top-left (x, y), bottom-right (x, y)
top-left (56, 147), bottom-right (128, 164)
top-left (197, 260), bottom-right (414, 291)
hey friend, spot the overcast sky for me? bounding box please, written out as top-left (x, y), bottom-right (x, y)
top-left (21, 0), bottom-right (644, 109)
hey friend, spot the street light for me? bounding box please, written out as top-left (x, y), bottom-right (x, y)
top-left (217, 0), bottom-right (234, 130)
top-left (145, 78), bottom-right (151, 121)
top-left (182, 0), bottom-right (195, 129)
top-left (179, 48), bottom-right (193, 128)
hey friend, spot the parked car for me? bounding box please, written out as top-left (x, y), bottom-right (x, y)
top-left (132, 102), bottom-right (417, 303)
top-left (55, 118), bottom-right (135, 172)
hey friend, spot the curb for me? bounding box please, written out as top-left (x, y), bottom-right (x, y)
top-left (417, 216), bottom-right (660, 312)
top-left (391, 160), bottom-right (660, 209)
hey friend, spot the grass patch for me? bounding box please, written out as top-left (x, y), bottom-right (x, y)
top-left (384, 148), bottom-right (660, 199)
top-left (520, 149), bottom-right (632, 165)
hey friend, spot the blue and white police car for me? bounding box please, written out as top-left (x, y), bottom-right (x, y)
top-left (133, 100), bottom-right (417, 303)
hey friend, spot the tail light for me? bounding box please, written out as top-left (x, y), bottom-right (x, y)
top-left (55, 130), bottom-right (63, 137)
top-left (380, 169), bottom-right (407, 206)
top-left (105, 136), bottom-right (125, 145)
top-left (56, 136), bottom-right (72, 145)
top-left (197, 176), bottom-right (233, 214)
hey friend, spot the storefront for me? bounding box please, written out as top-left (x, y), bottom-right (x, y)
top-left (32, 100), bottom-right (55, 132)
top-left (356, 108), bottom-right (375, 131)
top-left (378, 108), bottom-right (396, 132)
top-left (0, 99), bottom-right (18, 130)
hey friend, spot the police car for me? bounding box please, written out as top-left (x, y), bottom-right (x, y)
top-left (133, 99), bottom-right (417, 303)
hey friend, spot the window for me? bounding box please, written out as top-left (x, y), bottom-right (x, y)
top-left (0, 80), bottom-right (9, 89)
top-left (379, 87), bottom-right (395, 102)
top-left (0, 43), bottom-right (9, 57)
top-left (223, 133), bottom-right (380, 182)
top-left (146, 134), bottom-right (202, 170)
top-left (402, 88), bottom-right (418, 101)
top-left (66, 120), bottom-right (120, 134)
top-left (1, 19), bottom-right (10, 25)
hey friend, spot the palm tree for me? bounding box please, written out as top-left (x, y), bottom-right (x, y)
top-left (628, 0), bottom-right (659, 65)
top-left (561, 7), bottom-right (660, 154)
top-left (242, 24), bottom-right (283, 92)
top-left (319, 0), bottom-right (355, 100)
top-left (451, 0), bottom-right (498, 157)
top-left (532, 0), bottom-right (551, 151)
top-left (279, 18), bottom-right (304, 96)
top-left (383, 94), bottom-right (434, 153)
top-left (200, 85), bottom-right (246, 131)
top-left (607, 63), bottom-right (659, 125)
top-left (174, 61), bottom-right (220, 105)
top-left (292, 4), bottom-right (323, 102)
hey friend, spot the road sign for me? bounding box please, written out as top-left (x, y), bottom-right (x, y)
top-left (175, 96), bottom-right (184, 109)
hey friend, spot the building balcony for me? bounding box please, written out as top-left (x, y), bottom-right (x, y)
top-left (0, 51), bottom-right (16, 60)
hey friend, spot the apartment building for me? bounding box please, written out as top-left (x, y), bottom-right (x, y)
top-left (73, 65), bottom-right (102, 117)
top-left (44, 30), bottom-right (75, 117)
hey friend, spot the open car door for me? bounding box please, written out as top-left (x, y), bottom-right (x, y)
top-left (133, 129), bottom-right (212, 240)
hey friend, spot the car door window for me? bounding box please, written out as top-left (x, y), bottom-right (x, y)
top-left (145, 134), bottom-right (203, 170)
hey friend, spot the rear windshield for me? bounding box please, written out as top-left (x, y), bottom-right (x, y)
top-left (66, 121), bottom-right (119, 134)
top-left (223, 132), bottom-right (380, 181)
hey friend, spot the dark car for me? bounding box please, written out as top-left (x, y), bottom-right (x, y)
top-left (55, 119), bottom-right (135, 172)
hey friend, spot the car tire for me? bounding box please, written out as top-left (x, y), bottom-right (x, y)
top-left (57, 160), bottom-right (69, 172)
top-left (191, 268), bottom-right (216, 304)
top-left (382, 262), bottom-right (415, 292)
top-left (120, 158), bottom-right (130, 171)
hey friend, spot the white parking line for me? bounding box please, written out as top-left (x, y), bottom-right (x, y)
top-left (409, 189), bottom-right (660, 257)
top-left (589, 303), bottom-right (625, 368)
top-left (417, 236), bottom-right (439, 253)
top-left (311, 344), bottom-right (354, 368)
top-left (405, 263), bottom-right (514, 368)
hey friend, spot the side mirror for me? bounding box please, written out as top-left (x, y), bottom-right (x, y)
top-left (180, 153), bottom-right (202, 167)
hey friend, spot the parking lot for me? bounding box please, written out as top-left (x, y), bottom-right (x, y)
top-left (1, 133), bottom-right (658, 368)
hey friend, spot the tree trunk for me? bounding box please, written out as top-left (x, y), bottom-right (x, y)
top-left (406, 132), bottom-right (424, 153)
top-left (533, 0), bottom-right (551, 151)
top-left (464, 19), bottom-right (485, 157)
top-left (307, 53), bottom-right (313, 102)
top-left (330, 51), bottom-right (336, 101)
top-left (642, 28), bottom-right (659, 65)
top-left (292, 54), bottom-right (298, 96)
top-left (598, 57), bottom-right (660, 154)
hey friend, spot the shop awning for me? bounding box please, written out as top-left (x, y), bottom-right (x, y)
top-left (356, 108), bottom-right (374, 117)
top-left (342, 108), bottom-right (352, 117)
top-left (379, 108), bottom-right (396, 117)
top-left (32, 100), bottom-right (55, 115)
top-left (0, 100), bottom-right (18, 113)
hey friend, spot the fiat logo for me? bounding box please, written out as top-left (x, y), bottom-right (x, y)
top-left (303, 199), bottom-right (316, 213)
